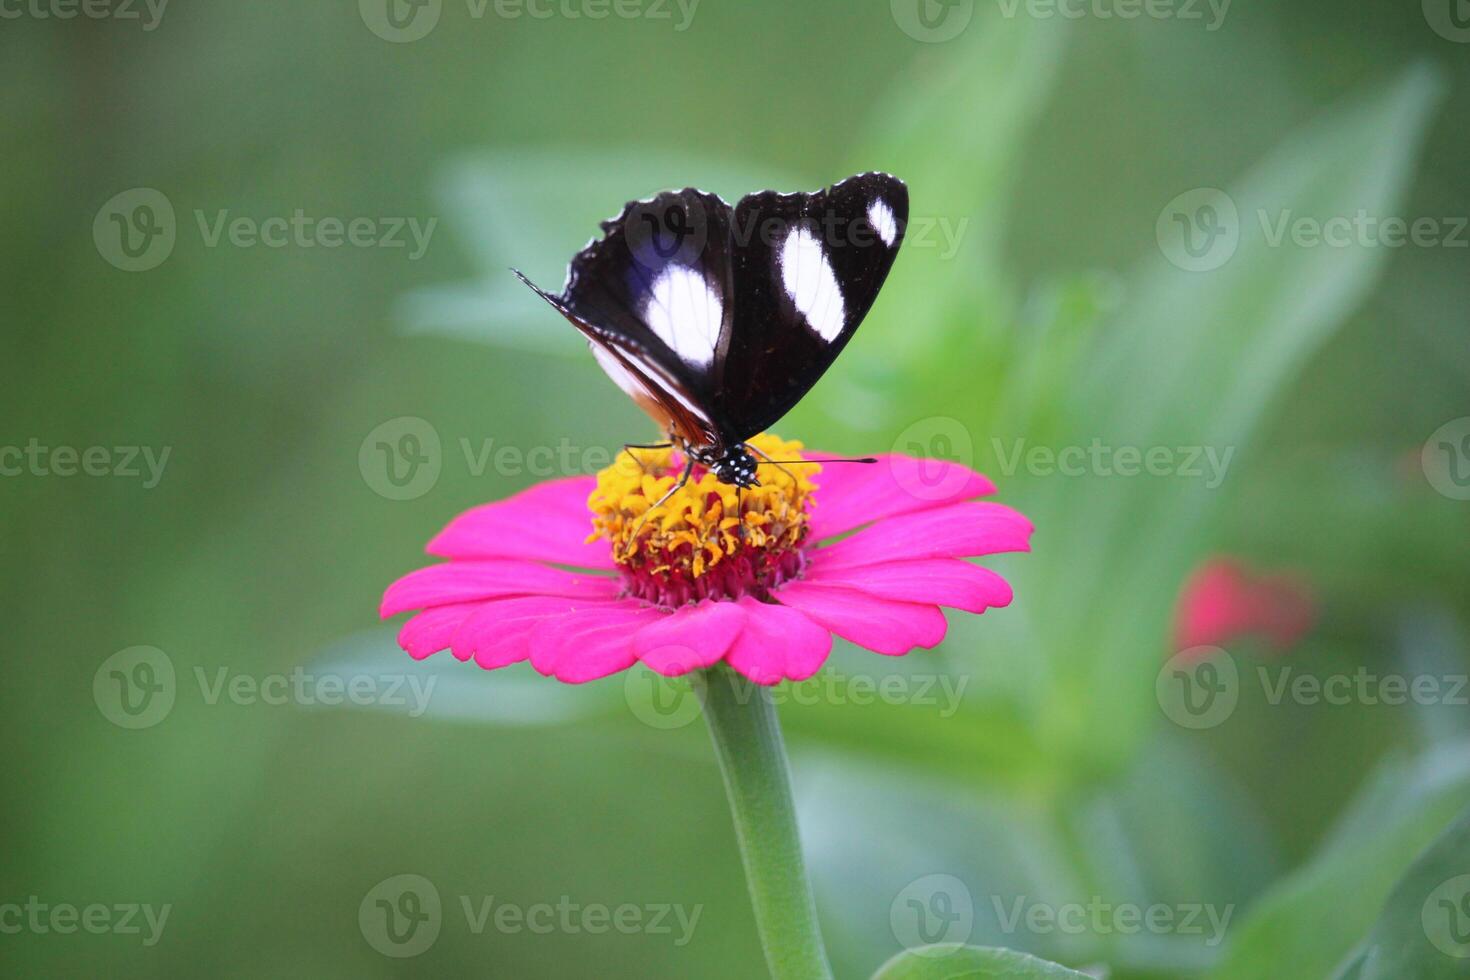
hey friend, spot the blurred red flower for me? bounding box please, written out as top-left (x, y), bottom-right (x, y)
top-left (1173, 557), bottom-right (1316, 656)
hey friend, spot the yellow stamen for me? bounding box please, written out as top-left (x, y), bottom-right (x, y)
top-left (587, 433), bottom-right (819, 604)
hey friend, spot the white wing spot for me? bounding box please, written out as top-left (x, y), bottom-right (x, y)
top-left (779, 227), bottom-right (846, 343)
top-left (868, 199), bottom-right (897, 247)
top-left (641, 265), bottom-right (722, 369)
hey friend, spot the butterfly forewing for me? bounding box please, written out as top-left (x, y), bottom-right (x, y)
top-left (518, 188), bottom-right (738, 446)
top-left (714, 172), bottom-right (907, 439)
top-left (513, 268), bottom-right (720, 449)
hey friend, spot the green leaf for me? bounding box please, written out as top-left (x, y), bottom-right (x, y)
top-left (800, 740), bottom-right (1258, 976)
top-left (1330, 803), bottom-right (1470, 980)
top-left (871, 944), bottom-right (1091, 980)
top-left (813, 15), bottom-right (1070, 434)
top-left (1057, 736), bottom-right (1275, 974)
top-left (797, 752), bottom-right (1087, 976)
top-left (1015, 63), bottom-right (1446, 773)
top-left (1209, 738), bottom-right (1470, 980)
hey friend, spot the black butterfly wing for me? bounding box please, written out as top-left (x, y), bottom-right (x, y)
top-left (714, 172), bottom-right (908, 440)
top-left (517, 173), bottom-right (907, 450)
top-left (515, 188), bottom-right (737, 447)
top-left (514, 270), bottom-right (719, 449)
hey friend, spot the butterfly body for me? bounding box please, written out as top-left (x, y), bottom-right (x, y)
top-left (698, 444), bottom-right (761, 488)
top-left (516, 172), bottom-right (908, 488)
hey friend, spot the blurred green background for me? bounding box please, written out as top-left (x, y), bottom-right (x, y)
top-left (4, 1), bottom-right (1470, 977)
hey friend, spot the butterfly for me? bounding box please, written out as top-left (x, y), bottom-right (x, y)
top-left (514, 171), bottom-right (907, 517)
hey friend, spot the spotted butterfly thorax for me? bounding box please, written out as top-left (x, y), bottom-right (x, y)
top-left (514, 172), bottom-right (907, 499)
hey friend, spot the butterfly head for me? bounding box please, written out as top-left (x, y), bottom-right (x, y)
top-left (704, 445), bottom-right (760, 489)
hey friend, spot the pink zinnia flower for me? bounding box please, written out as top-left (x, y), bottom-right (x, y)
top-left (380, 433), bottom-right (1032, 685)
top-left (1172, 557), bottom-right (1317, 656)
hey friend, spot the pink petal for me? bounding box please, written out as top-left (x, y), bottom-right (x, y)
top-left (805, 558), bottom-right (1013, 614)
top-left (529, 604), bottom-right (664, 683)
top-left (808, 453), bottom-right (995, 541)
top-left (397, 602), bottom-right (479, 661)
top-left (775, 582), bottom-right (947, 656)
top-left (450, 595), bottom-right (623, 669)
top-left (426, 476), bottom-right (614, 569)
top-left (725, 597), bottom-right (832, 685)
top-left (814, 501), bottom-right (1033, 571)
top-left (633, 601), bottom-right (748, 676)
top-left (380, 559), bottom-right (618, 617)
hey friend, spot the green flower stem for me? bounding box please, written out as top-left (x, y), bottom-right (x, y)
top-left (693, 664), bottom-right (834, 980)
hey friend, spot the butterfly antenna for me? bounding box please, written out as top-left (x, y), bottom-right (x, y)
top-left (744, 443), bottom-right (797, 482)
top-left (756, 456), bottom-right (879, 465)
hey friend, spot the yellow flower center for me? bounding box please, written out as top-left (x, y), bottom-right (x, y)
top-left (587, 433), bottom-right (820, 607)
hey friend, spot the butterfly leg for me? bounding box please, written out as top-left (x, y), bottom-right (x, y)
top-left (621, 456), bottom-right (695, 561)
top-left (735, 484), bottom-right (745, 546)
top-left (620, 441), bottom-right (674, 475)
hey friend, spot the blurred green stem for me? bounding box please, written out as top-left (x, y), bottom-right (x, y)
top-left (693, 665), bottom-right (833, 980)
